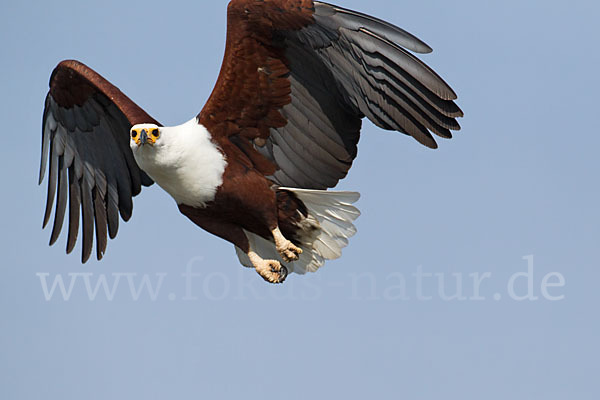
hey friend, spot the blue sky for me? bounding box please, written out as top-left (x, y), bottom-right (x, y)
top-left (1, 0), bottom-right (598, 399)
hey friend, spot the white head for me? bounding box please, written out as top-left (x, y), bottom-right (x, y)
top-left (126, 119), bottom-right (227, 207)
top-left (130, 123), bottom-right (162, 152)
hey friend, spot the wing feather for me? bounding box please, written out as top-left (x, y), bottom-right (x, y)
top-left (49, 157), bottom-right (68, 246)
top-left (66, 167), bottom-right (80, 254)
top-left (200, 0), bottom-right (462, 189)
top-left (313, 1), bottom-right (433, 54)
top-left (40, 60), bottom-right (158, 262)
top-left (43, 143), bottom-right (59, 228)
top-left (80, 176), bottom-right (94, 263)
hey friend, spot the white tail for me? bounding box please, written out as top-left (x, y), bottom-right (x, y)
top-left (235, 188), bottom-right (361, 274)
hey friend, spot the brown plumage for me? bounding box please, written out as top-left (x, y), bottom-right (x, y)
top-left (39, 0), bottom-right (462, 283)
top-left (199, 0), bottom-right (314, 176)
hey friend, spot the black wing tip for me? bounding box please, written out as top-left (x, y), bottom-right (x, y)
top-left (66, 240), bottom-right (76, 255)
top-left (455, 105), bottom-right (464, 119)
top-left (78, 242), bottom-right (105, 264)
top-left (81, 245), bottom-right (93, 264)
top-left (445, 88), bottom-right (459, 101)
top-left (42, 214), bottom-right (51, 229)
top-left (48, 233), bottom-right (60, 247)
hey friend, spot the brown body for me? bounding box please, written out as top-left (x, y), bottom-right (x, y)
top-left (179, 160), bottom-right (279, 254)
top-left (179, 157), bottom-right (309, 254)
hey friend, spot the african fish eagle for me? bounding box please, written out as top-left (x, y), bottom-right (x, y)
top-left (39, 0), bottom-right (462, 283)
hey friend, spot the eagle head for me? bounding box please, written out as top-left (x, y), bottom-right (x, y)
top-left (130, 124), bottom-right (161, 148)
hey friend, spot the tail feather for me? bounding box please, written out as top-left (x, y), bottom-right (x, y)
top-left (234, 188), bottom-right (360, 275)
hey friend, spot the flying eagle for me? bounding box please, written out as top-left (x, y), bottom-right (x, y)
top-left (39, 0), bottom-right (462, 283)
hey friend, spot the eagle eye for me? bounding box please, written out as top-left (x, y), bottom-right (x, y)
top-left (131, 130), bottom-right (138, 138)
top-left (151, 128), bottom-right (159, 138)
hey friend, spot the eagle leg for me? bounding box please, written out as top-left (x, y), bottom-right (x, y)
top-left (271, 227), bottom-right (302, 262)
top-left (248, 250), bottom-right (288, 284)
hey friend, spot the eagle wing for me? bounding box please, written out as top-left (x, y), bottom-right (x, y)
top-left (199, 0), bottom-right (463, 189)
top-left (40, 60), bottom-right (157, 263)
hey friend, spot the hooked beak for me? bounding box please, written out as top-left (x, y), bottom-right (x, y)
top-left (139, 129), bottom-right (148, 146)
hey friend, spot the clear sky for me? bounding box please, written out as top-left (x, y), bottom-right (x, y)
top-left (1, 0), bottom-right (598, 399)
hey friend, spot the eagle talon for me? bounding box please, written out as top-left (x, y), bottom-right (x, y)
top-left (254, 259), bottom-right (287, 284)
top-left (279, 265), bottom-right (288, 281)
top-left (278, 240), bottom-right (303, 263)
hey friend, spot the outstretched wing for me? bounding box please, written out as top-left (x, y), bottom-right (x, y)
top-left (40, 60), bottom-right (158, 263)
top-left (199, 0), bottom-right (463, 189)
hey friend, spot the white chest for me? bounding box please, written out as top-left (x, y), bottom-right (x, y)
top-left (132, 120), bottom-right (227, 207)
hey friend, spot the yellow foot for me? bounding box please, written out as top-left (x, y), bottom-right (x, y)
top-left (272, 227), bottom-right (303, 262)
top-left (248, 251), bottom-right (288, 284)
top-left (278, 240), bottom-right (303, 262)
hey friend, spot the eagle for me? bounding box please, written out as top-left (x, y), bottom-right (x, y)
top-left (39, 0), bottom-right (462, 284)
